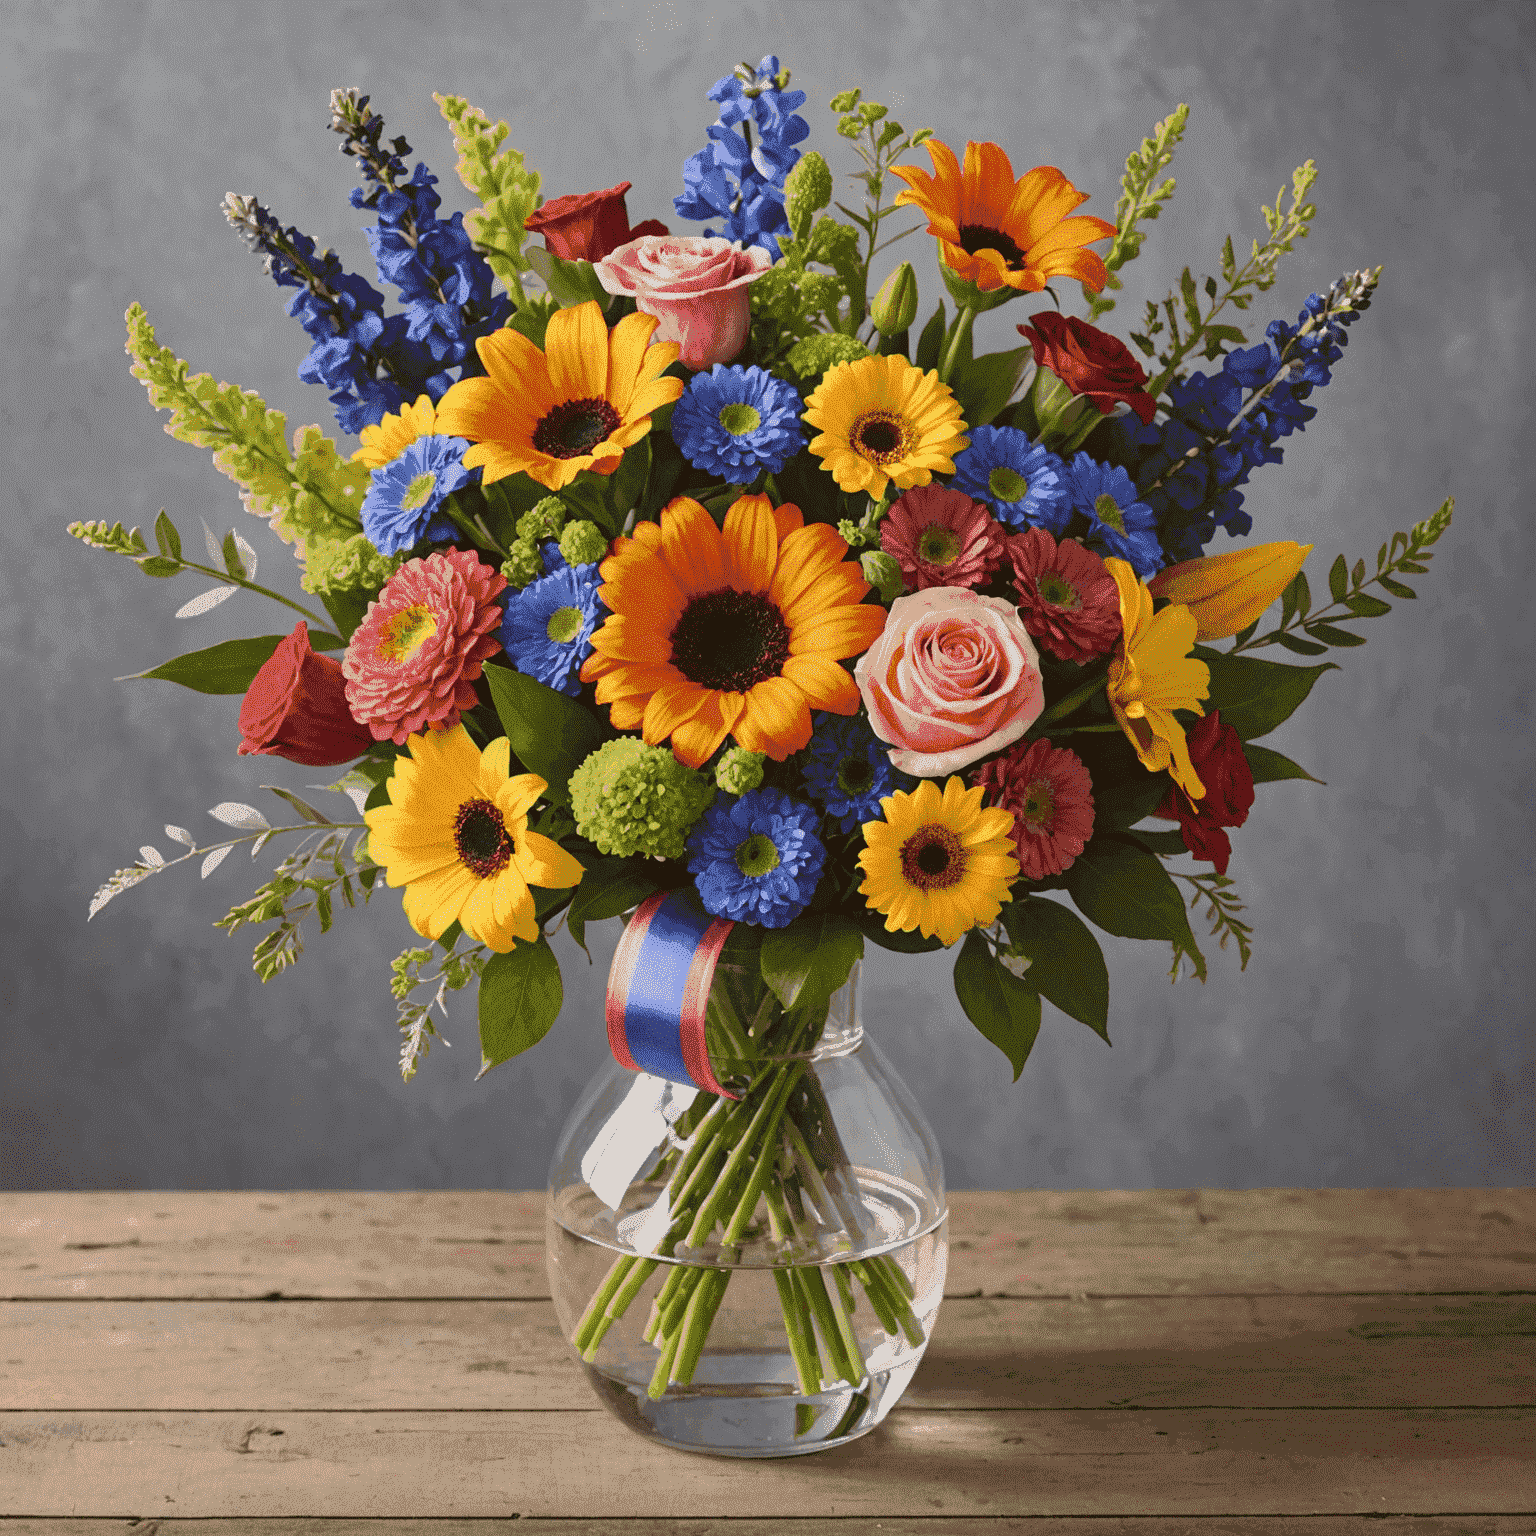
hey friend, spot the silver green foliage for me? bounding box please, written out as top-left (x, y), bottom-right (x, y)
top-left (391, 937), bottom-right (489, 1082)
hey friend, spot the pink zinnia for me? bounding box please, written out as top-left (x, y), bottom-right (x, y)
top-left (880, 484), bottom-right (1005, 592)
top-left (972, 738), bottom-right (1095, 881)
top-left (343, 548), bottom-right (507, 745)
top-left (1008, 528), bottom-right (1121, 663)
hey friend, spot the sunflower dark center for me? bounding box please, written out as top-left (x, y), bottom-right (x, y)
top-left (532, 396), bottom-right (622, 460)
top-left (837, 756), bottom-right (874, 796)
top-left (669, 587), bottom-right (791, 693)
top-left (1020, 777), bottom-right (1055, 829)
top-left (851, 409), bottom-right (910, 465)
top-left (900, 823), bottom-right (966, 890)
top-left (454, 798), bottom-right (513, 879)
top-left (958, 223), bottom-right (1028, 268)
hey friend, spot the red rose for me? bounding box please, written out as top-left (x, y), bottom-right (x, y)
top-left (1018, 310), bottom-right (1157, 424)
top-left (1155, 710), bottom-right (1255, 874)
top-left (523, 182), bottom-right (669, 263)
top-left (238, 623), bottom-right (373, 767)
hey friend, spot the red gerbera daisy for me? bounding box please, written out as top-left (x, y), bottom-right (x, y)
top-left (972, 737), bottom-right (1095, 881)
top-left (880, 483), bottom-right (1005, 592)
top-left (343, 549), bottom-right (507, 745)
top-left (1008, 527), bottom-right (1121, 663)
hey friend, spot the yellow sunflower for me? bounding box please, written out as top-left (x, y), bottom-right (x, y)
top-left (1104, 558), bottom-right (1211, 802)
top-left (432, 300), bottom-right (683, 492)
top-left (364, 724), bottom-right (584, 953)
top-left (859, 777), bottom-right (1019, 947)
top-left (351, 394), bottom-right (440, 469)
top-left (579, 492), bottom-right (888, 767)
top-left (890, 138), bottom-right (1116, 297)
top-left (802, 353), bottom-right (969, 499)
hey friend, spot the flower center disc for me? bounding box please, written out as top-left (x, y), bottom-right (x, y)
top-left (377, 603), bottom-right (438, 664)
top-left (1020, 777), bottom-right (1055, 829)
top-left (454, 798), bottom-right (513, 879)
top-left (400, 470), bottom-right (439, 512)
top-left (900, 823), bottom-right (966, 890)
top-left (837, 756), bottom-right (874, 796)
top-left (1037, 571), bottom-right (1082, 612)
top-left (918, 523), bottom-right (963, 567)
top-left (718, 402), bottom-right (762, 437)
top-left (734, 831), bottom-right (781, 878)
top-left (1094, 492), bottom-right (1128, 535)
top-left (851, 409), bottom-right (911, 466)
top-left (669, 587), bottom-right (791, 693)
top-left (958, 223), bottom-right (1028, 269)
top-left (988, 465), bottom-right (1029, 503)
top-left (533, 396), bottom-right (623, 460)
top-left (546, 605), bottom-right (585, 644)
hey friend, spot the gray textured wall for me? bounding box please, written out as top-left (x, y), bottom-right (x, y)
top-left (3, 0), bottom-right (1530, 1192)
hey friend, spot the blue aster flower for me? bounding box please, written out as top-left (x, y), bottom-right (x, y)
top-left (799, 712), bottom-right (911, 834)
top-left (686, 787), bottom-right (826, 928)
top-left (1064, 454), bottom-right (1163, 577)
top-left (670, 365), bottom-right (807, 479)
top-left (500, 561), bottom-right (605, 697)
top-left (360, 435), bottom-right (473, 556)
top-left (949, 426), bottom-right (1072, 533)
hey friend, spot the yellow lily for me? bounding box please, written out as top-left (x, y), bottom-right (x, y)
top-left (1147, 540), bottom-right (1312, 641)
top-left (1105, 559), bottom-right (1210, 802)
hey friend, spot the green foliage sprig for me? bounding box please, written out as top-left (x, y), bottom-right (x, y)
top-left (435, 93), bottom-right (543, 304)
top-left (1133, 161), bottom-right (1318, 397)
top-left (1174, 871), bottom-right (1253, 971)
top-left (1081, 104), bottom-right (1189, 324)
top-left (1229, 498), bottom-right (1454, 657)
top-left (391, 937), bottom-right (489, 1082)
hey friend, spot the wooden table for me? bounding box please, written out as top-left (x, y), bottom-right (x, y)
top-left (1, 1190), bottom-right (1532, 1531)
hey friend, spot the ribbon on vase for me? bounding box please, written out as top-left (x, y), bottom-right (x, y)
top-left (605, 888), bottom-right (739, 1099)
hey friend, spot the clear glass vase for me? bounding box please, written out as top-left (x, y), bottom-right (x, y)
top-left (546, 946), bottom-right (948, 1457)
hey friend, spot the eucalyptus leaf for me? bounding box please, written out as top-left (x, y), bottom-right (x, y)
top-left (477, 937), bottom-right (563, 1076)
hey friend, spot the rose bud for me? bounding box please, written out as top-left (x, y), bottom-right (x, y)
top-left (237, 622), bottom-right (374, 767)
top-left (523, 181), bottom-right (668, 264)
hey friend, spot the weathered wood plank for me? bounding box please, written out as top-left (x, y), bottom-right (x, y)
top-left (4, 1190), bottom-right (1532, 1300)
top-left (0, 1408), bottom-right (1530, 1517)
top-left (4, 1294), bottom-right (1531, 1412)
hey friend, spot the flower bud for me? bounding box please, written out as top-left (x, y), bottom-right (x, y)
top-left (784, 151), bottom-right (832, 243)
top-left (1147, 541), bottom-right (1314, 640)
top-left (870, 261), bottom-right (919, 336)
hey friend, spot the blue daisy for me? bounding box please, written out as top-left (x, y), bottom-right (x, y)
top-left (686, 787), bottom-right (827, 928)
top-left (500, 561), bottom-right (604, 697)
top-left (1064, 453), bottom-right (1164, 577)
top-left (799, 712), bottom-right (911, 834)
top-left (949, 425), bottom-right (1072, 534)
top-left (669, 365), bottom-right (807, 480)
top-left (360, 434), bottom-right (473, 556)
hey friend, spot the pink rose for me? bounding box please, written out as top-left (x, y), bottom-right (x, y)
top-left (855, 587), bottom-right (1045, 777)
top-left (593, 235), bottom-right (771, 369)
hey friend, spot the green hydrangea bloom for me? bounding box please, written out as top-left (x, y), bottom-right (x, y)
top-left (788, 332), bottom-right (871, 381)
top-left (714, 747), bottom-right (766, 796)
top-left (570, 738), bottom-right (715, 861)
top-left (499, 538), bottom-right (544, 589)
top-left (784, 151), bottom-right (832, 242)
top-left (302, 530), bottom-right (403, 598)
top-left (558, 519), bottom-right (609, 567)
top-left (516, 496), bottom-right (566, 544)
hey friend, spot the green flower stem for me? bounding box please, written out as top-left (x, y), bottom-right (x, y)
top-left (443, 502), bottom-right (507, 560)
top-left (936, 304), bottom-right (976, 386)
top-left (646, 1311), bottom-right (686, 1397)
top-left (578, 1255), bottom-right (661, 1362)
top-left (575, 1253), bottom-right (643, 1355)
top-left (668, 1266), bottom-right (733, 1390)
top-left (834, 1259), bottom-right (858, 1316)
top-left (822, 1263), bottom-right (866, 1381)
top-left (773, 1265), bottom-right (823, 1394)
top-left (848, 1257), bottom-right (899, 1337)
top-left (797, 1263), bottom-right (860, 1386)
top-left (1032, 670), bottom-right (1109, 730)
top-left (168, 559), bottom-right (333, 629)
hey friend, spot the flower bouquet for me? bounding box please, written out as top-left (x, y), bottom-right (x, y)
top-left (79, 58), bottom-right (1452, 1453)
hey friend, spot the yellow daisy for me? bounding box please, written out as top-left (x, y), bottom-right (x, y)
top-left (1104, 558), bottom-right (1210, 802)
top-left (802, 353), bottom-right (969, 500)
top-left (432, 301), bottom-right (683, 492)
top-left (858, 777), bottom-right (1018, 947)
top-left (364, 724), bottom-right (584, 953)
top-left (352, 394), bottom-right (440, 468)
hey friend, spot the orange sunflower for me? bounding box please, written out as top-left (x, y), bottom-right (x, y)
top-left (432, 300), bottom-right (683, 492)
top-left (580, 493), bottom-right (888, 767)
top-left (891, 138), bottom-right (1116, 297)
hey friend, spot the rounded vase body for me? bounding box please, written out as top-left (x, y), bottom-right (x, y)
top-left (546, 958), bottom-right (947, 1457)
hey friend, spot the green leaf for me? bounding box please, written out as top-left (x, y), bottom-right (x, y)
top-left (476, 937), bottom-right (563, 1077)
top-left (606, 437), bottom-right (651, 527)
top-left (952, 931), bottom-right (1041, 1081)
top-left (482, 661), bottom-right (604, 805)
top-left (319, 587), bottom-right (370, 643)
top-left (760, 912), bottom-right (864, 1012)
top-left (1328, 553), bottom-right (1348, 603)
top-left (153, 510), bottom-right (183, 561)
top-left (1125, 828), bottom-right (1190, 856)
top-left (856, 908), bottom-right (945, 953)
top-left (137, 555), bottom-right (181, 578)
top-left (125, 633), bottom-right (340, 694)
top-left (1345, 592), bottom-right (1392, 619)
top-left (1243, 743), bottom-right (1325, 785)
top-left (1303, 621), bottom-right (1367, 648)
top-left (221, 530), bottom-right (247, 580)
top-left (1273, 632), bottom-right (1329, 656)
top-left (1196, 646), bottom-right (1338, 740)
top-left (914, 301), bottom-right (946, 372)
top-left (523, 245), bottom-right (608, 309)
top-left (1292, 570), bottom-right (1312, 619)
top-left (262, 786), bottom-right (333, 825)
top-left (566, 857), bottom-right (662, 953)
top-left (999, 896), bottom-right (1110, 1040)
top-left (1070, 732), bottom-right (1170, 832)
top-left (949, 345), bottom-right (1031, 428)
top-left (1062, 833), bottom-right (1205, 981)
top-left (1378, 576), bottom-right (1417, 599)
top-left (559, 472), bottom-right (618, 536)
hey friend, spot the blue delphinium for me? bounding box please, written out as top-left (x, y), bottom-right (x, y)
top-left (500, 562), bottom-right (605, 697)
top-left (1065, 455), bottom-right (1163, 577)
top-left (670, 365), bottom-right (807, 479)
top-left (949, 426), bottom-right (1072, 534)
top-left (674, 56), bottom-right (809, 258)
top-left (686, 787), bottom-right (826, 928)
top-left (360, 436), bottom-right (473, 556)
top-left (800, 712), bottom-right (910, 834)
